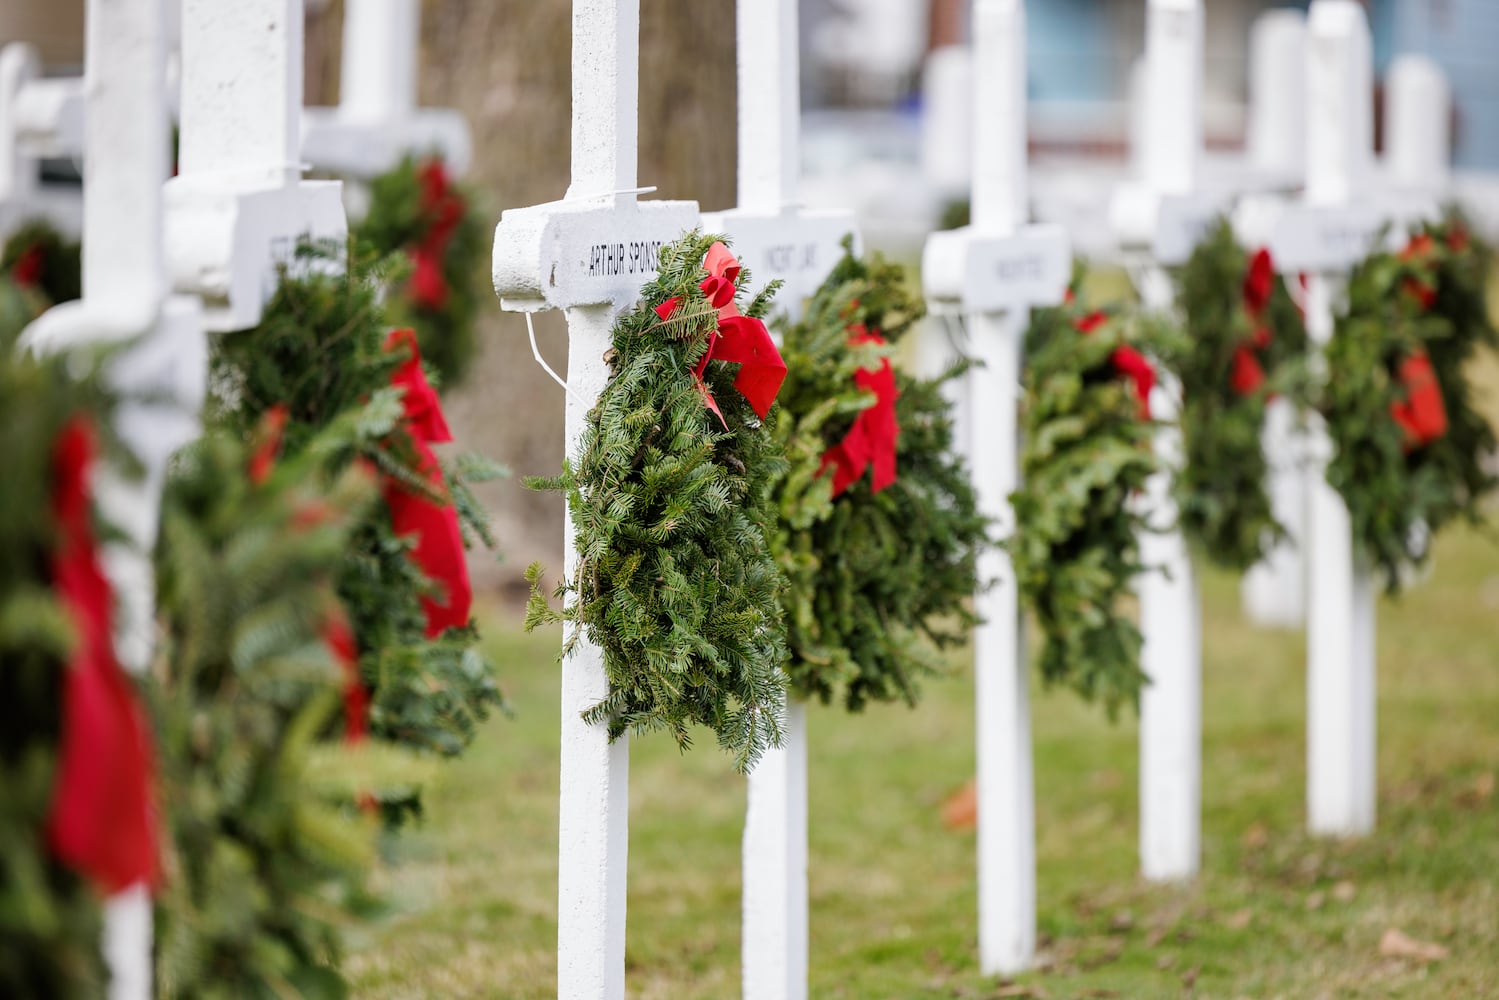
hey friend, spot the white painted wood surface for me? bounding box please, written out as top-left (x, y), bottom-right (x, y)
top-left (922, 0), bottom-right (1070, 975)
top-left (1122, 0), bottom-right (1206, 885)
top-left (165, 0), bottom-right (346, 332)
top-left (1269, 0), bottom-right (1381, 838)
top-left (699, 3), bottom-right (857, 998)
top-left (301, 0), bottom-right (472, 179)
top-left (491, 2), bottom-right (698, 996)
top-left (0, 43), bottom-right (86, 239)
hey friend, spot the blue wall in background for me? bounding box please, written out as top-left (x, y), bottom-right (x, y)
top-left (1019, 0), bottom-right (1498, 169)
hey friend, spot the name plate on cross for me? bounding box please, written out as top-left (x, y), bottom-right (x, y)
top-left (923, 223), bottom-right (1072, 313)
top-left (698, 209), bottom-right (858, 305)
top-left (492, 199), bottom-right (700, 312)
top-left (1269, 197), bottom-right (1436, 274)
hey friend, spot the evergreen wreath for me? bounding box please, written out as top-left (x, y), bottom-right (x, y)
top-left (1, 219), bottom-right (82, 308)
top-left (0, 278), bottom-right (108, 998)
top-left (152, 423), bottom-right (384, 999)
top-left (356, 156), bottom-right (488, 389)
top-left (209, 250), bottom-right (505, 773)
top-left (526, 231), bottom-right (790, 772)
top-left (1320, 212), bottom-right (1497, 588)
top-left (769, 245), bottom-right (986, 710)
top-left (1008, 284), bottom-right (1162, 715)
top-left (1166, 219), bottom-right (1309, 569)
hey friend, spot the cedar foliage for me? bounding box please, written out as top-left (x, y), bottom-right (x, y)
top-left (209, 251), bottom-right (504, 768)
top-left (1321, 213), bottom-right (1497, 588)
top-left (355, 157), bottom-right (488, 388)
top-left (770, 246), bottom-right (986, 710)
top-left (151, 424), bottom-right (381, 1000)
top-left (0, 278), bottom-right (107, 998)
top-left (1167, 220), bottom-right (1309, 569)
top-left (525, 232), bottom-right (788, 772)
top-left (1009, 291), bottom-right (1160, 715)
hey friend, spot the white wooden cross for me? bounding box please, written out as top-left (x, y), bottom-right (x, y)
top-left (0, 42), bottom-right (86, 240)
top-left (1238, 7), bottom-right (1310, 631)
top-left (921, 0), bottom-right (1071, 976)
top-left (1108, 0), bottom-right (1212, 885)
top-left (164, 0), bottom-right (347, 333)
top-left (490, 1), bottom-right (697, 996)
top-left (301, 0), bottom-right (473, 180)
top-left (20, 2), bottom-right (207, 998)
top-left (1268, 0), bottom-right (1435, 838)
top-left (698, 3), bottom-right (858, 997)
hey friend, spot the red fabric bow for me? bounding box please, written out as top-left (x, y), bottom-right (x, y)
top-left (44, 419), bottom-right (160, 895)
top-left (11, 243), bottom-right (45, 289)
top-left (407, 159), bottom-right (466, 312)
top-left (1229, 249), bottom-right (1280, 397)
top-left (654, 242), bottom-right (787, 426)
top-left (1389, 350), bottom-right (1447, 451)
top-left (247, 406), bottom-right (371, 743)
top-left (384, 329), bottom-right (472, 636)
top-left (819, 326), bottom-right (900, 497)
top-left (1076, 311), bottom-right (1154, 419)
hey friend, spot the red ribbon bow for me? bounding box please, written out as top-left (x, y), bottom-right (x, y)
top-left (407, 160), bottom-right (466, 312)
top-left (10, 242), bottom-right (46, 289)
top-left (1389, 350), bottom-right (1447, 451)
top-left (44, 418), bottom-right (160, 895)
top-left (654, 242), bottom-right (787, 426)
top-left (1229, 248), bottom-right (1279, 397)
top-left (384, 329), bottom-right (473, 637)
top-left (1398, 233), bottom-right (1438, 310)
top-left (1076, 310), bottom-right (1154, 420)
top-left (819, 326), bottom-right (900, 497)
top-left (248, 405), bottom-right (371, 745)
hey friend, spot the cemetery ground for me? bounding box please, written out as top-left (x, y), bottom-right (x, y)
top-left (344, 424), bottom-right (1499, 998)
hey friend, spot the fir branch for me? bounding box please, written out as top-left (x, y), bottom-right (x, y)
top-left (527, 232), bottom-right (789, 772)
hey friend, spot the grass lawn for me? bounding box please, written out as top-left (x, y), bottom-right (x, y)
top-left (345, 514), bottom-right (1499, 999)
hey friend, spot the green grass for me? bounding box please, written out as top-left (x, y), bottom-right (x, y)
top-left (346, 520), bottom-right (1499, 999)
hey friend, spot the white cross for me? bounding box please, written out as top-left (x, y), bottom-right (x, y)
top-left (700, 1), bottom-right (857, 316)
top-left (20, 2), bottom-right (207, 997)
top-left (698, 4), bottom-right (859, 998)
top-left (490, 2), bottom-right (697, 996)
top-left (921, 0), bottom-right (1070, 976)
top-left (0, 42), bottom-right (86, 240)
top-left (301, 0), bottom-right (473, 180)
top-left (163, 0), bottom-right (348, 333)
top-left (1109, 0), bottom-right (1208, 886)
top-left (1268, 0), bottom-right (1435, 838)
top-left (1239, 7), bottom-right (1310, 631)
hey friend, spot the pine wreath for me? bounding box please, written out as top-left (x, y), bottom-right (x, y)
top-left (1321, 212), bottom-right (1497, 589)
top-left (151, 424), bottom-right (383, 999)
top-left (355, 156), bottom-right (488, 389)
top-left (209, 249), bottom-right (505, 774)
top-left (1166, 219), bottom-right (1309, 569)
top-left (1009, 286), bottom-right (1162, 715)
top-left (1, 219), bottom-right (82, 308)
top-left (0, 278), bottom-right (108, 998)
top-left (526, 231), bottom-right (790, 772)
top-left (770, 245), bottom-right (986, 710)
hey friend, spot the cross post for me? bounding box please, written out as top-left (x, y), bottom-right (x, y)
top-left (301, 0), bottom-right (473, 179)
top-left (164, 0), bottom-right (347, 332)
top-left (1268, 0), bottom-right (1433, 837)
top-left (1239, 7), bottom-right (1309, 630)
top-left (20, 2), bottom-right (208, 997)
top-left (922, 0), bottom-right (1070, 976)
top-left (1108, 0), bottom-right (1208, 885)
top-left (697, 3), bottom-right (859, 997)
top-left (491, 2), bottom-right (697, 996)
